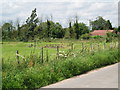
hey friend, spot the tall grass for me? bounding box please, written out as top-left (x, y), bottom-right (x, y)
top-left (2, 48), bottom-right (120, 89)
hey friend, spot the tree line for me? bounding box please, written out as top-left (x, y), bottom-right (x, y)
top-left (1, 8), bottom-right (120, 41)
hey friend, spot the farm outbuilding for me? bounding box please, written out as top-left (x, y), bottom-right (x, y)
top-left (90, 30), bottom-right (114, 36)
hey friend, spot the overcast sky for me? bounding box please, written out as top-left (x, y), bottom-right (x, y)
top-left (0, 0), bottom-right (119, 27)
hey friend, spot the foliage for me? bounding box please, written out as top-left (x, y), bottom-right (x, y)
top-left (81, 33), bottom-right (91, 40)
top-left (90, 16), bottom-right (113, 30)
top-left (106, 32), bottom-right (113, 43)
top-left (2, 9), bottom-right (117, 41)
top-left (25, 8), bottom-right (39, 41)
top-left (73, 22), bottom-right (89, 39)
top-left (2, 48), bottom-right (120, 89)
top-left (91, 35), bottom-right (103, 39)
top-left (2, 22), bottom-right (15, 40)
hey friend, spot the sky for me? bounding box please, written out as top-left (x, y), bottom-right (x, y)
top-left (0, 0), bottom-right (119, 28)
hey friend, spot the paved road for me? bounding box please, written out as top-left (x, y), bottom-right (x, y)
top-left (42, 63), bottom-right (118, 88)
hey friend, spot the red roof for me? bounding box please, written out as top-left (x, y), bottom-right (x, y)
top-left (90, 30), bottom-right (114, 36)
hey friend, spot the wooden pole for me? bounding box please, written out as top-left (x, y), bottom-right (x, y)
top-left (41, 47), bottom-right (44, 64)
top-left (81, 43), bottom-right (84, 52)
top-left (110, 42), bottom-right (112, 49)
top-left (16, 50), bottom-right (20, 64)
top-left (97, 43), bottom-right (100, 51)
top-left (103, 43), bottom-right (106, 50)
top-left (90, 43), bottom-right (93, 52)
top-left (71, 43), bottom-right (74, 50)
top-left (56, 46), bottom-right (59, 59)
top-left (46, 49), bottom-right (49, 62)
top-left (33, 40), bottom-right (36, 53)
top-left (115, 42), bottom-right (118, 48)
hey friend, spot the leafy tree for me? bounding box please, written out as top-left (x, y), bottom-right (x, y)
top-left (69, 21), bottom-right (75, 39)
top-left (25, 8), bottom-right (39, 40)
top-left (74, 16), bottom-right (79, 39)
top-left (46, 19), bottom-right (51, 37)
top-left (73, 22), bottom-right (89, 39)
top-left (2, 22), bottom-right (15, 40)
top-left (78, 23), bottom-right (89, 35)
top-left (51, 22), bottom-right (65, 38)
top-left (90, 16), bottom-right (112, 30)
top-left (105, 20), bottom-right (112, 30)
top-left (15, 18), bottom-right (21, 37)
top-left (64, 28), bottom-right (70, 39)
top-left (118, 26), bottom-right (120, 32)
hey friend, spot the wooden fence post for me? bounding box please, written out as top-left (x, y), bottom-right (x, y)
top-left (33, 40), bottom-right (36, 53)
top-left (81, 43), bottom-right (84, 52)
top-left (97, 43), bottom-right (100, 51)
top-left (16, 50), bottom-right (20, 64)
top-left (110, 42), bottom-right (112, 49)
top-left (103, 43), bottom-right (106, 50)
top-left (71, 43), bottom-right (74, 50)
top-left (41, 47), bottom-right (44, 64)
top-left (46, 49), bottom-right (49, 62)
top-left (34, 40), bottom-right (36, 48)
top-left (90, 43), bottom-right (93, 52)
top-left (56, 46), bottom-right (59, 59)
top-left (115, 42), bottom-right (118, 48)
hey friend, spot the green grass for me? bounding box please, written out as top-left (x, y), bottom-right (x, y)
top-left (2, 39), bottom-right (119, 89)
top-left (2, 48), bottom-right (120, 89)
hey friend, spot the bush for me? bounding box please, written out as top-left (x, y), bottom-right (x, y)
top-left (106, 32), bottom-right (113, 43)
top-left (81, 33), bottom-right (91, 40)
top-left (2, 49), bottom-right (120, 89)
top-left (92, 35), bottom-right (103, 39)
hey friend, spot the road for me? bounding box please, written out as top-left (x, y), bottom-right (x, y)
top-left (42, 63), bottom-right (118, 88)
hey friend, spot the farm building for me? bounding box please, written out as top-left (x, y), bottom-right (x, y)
top-left (90, 30), bottom-right (114, 36)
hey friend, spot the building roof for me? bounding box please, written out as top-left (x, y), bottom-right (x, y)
top-left (90, 30), bottom-right (114, 36)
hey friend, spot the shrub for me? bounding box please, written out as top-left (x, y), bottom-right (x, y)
top-left (92, 35), bottom-right (103, 39)
top-left (81, 33), bottom-right (91, 40)
top-left (2, 49), bottom-right (120, 89)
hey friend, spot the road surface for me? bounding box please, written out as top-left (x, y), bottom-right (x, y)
top-left (42, 63), bottom-right (118, 88)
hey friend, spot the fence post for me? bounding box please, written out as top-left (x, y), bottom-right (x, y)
top-left (110, 42), bottom-right (112, 49)
top-left (16, 50), bottom-right (20, 64)
top-left (71, 43), bottom-right (74, 50)
top-left (81, 43), bottom-right (84, 52)
top-left (41, 47), bottom-right (44, 64)
top-left (46, 49), bottom-right (49, 62)
top-left (103, 43), bottom-right (106, 50)
top-left (56, 46), bottom-right (59, 59)
top-left (115, 42), bottom-right (118, 48)
top-left (90, 43), bottom-right (93, 52)
top-left (97, 43), bottom-right (100, 51)
top-left (34, 40), bottom-right (36, 47)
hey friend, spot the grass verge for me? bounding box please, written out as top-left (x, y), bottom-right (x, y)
top-left (2, 48), bottom-right (120, 89)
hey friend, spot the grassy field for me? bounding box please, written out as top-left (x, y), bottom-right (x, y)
top-left (2, 38), bottom-right (120, 89)
top-left (2, 38), bottom-right (118, 61)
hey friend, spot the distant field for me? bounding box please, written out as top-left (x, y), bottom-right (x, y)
top-left (2, 39), bottom-right (118, 61)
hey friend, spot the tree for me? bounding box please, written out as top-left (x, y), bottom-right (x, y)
top-left (25, 8), bottom-right (39, 40)
top-left (118, 26), bottom-right (120, 32)
top-left (90, 16), bottom-right (113, 30)
top-left (15, 18), bottom-right (21, 36)
top-left (105, 20), bottom-right (112, 30)
top-left (69, 21), bottom-right (75, 39)
top-left (46, 19), bottom-right (51, 38)
top-left (78, 23), bottom-right (89, 35)
top-left (2, 22), bottom-right (15, 40)
top-left (74, 15), bottom-right (79, 39)
top-left (51, 22), bottom-right (65, 38)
